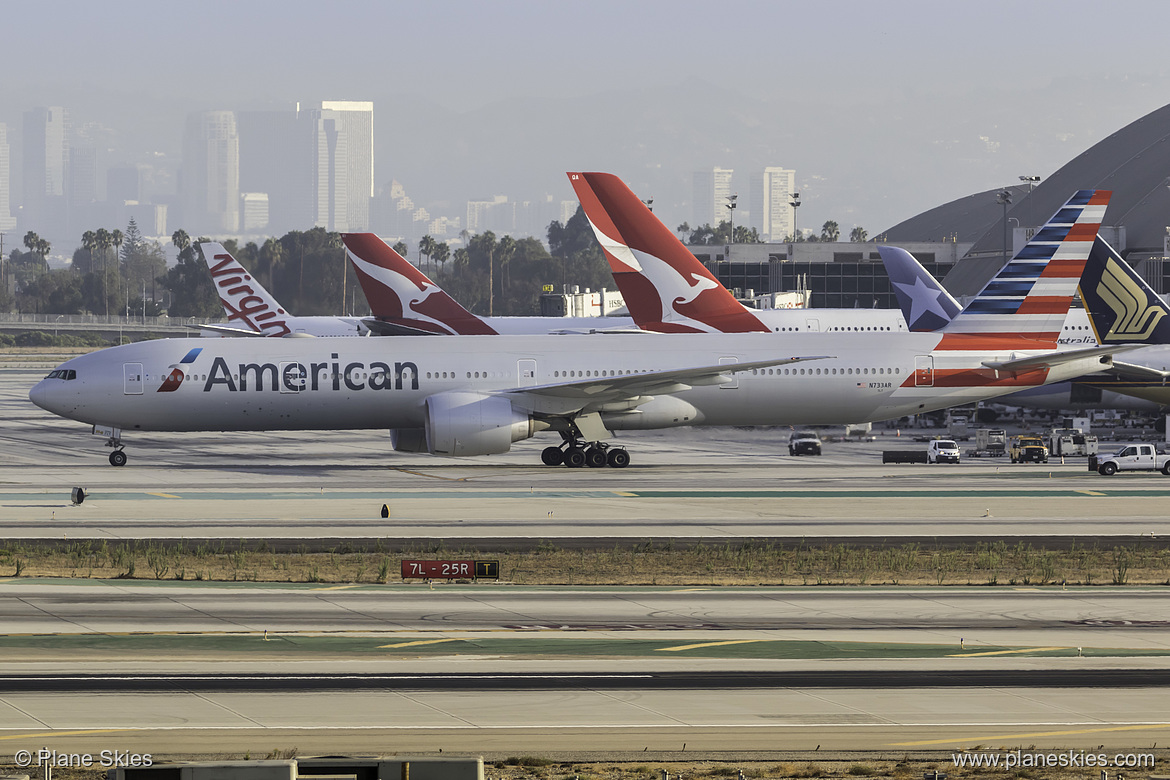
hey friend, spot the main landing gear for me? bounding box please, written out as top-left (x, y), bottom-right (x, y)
top-left (541, 439), bottom-right (630, 469)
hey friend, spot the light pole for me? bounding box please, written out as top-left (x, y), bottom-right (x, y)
top-left (726, 194), bottom-right (738, 244)
top-left (1019, 176), bottom-right (1040, 235)
top-left (641, 197), bottom-right (654, 213)
top-left (997, 188), bottom-right (1013, 263)
top-left (789, 192), bottom-right (801, 242)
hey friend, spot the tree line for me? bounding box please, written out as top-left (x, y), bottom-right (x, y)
top-left (677, 219), bottom-right (868, 244)
top-left (1, 206), bottom-right (615, 319)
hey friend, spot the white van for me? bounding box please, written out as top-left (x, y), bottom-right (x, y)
top-left (927, 439), bottom-right (961, 464)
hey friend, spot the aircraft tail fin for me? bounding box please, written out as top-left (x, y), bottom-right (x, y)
top-left (341, 233), bottom-right (498, 335)
top-left (938, 190), bottom-right (1111, 348)
top-left (567, 172), bottom-right (769, 333)
top-left (1080, 235), bottom-right (1170, 345)
top-left (878, 245), bottom-right (962, 331)
top-left (199, 242), bottom-right (293, 337)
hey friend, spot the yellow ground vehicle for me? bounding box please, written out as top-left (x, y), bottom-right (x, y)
top-left (1009, 435), bottom-right (1049, 463)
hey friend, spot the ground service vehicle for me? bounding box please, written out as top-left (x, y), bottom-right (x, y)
top-left (789, 430), bottom-right (822, 456)
top-left (974, 428), bottom-right (1007, 456)
top-left (1049, 427), bottom-right (1099, 457)
top-left (927, 439), bottom-right (961, 463)
top-left (1096, 444), bottom-right (1170, 475)
top-left (1009, 436), bottom-right (1049, 463)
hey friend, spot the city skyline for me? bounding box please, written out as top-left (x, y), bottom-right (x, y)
top-left (3, 0), bottom-right (1170, 251)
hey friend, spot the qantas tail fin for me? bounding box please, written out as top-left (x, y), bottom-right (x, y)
top-left (1080, 235), bottom-right (1170, 345)
top-left (341, 233), bottom-right (498, 335)
top-left (567, 172), bottom-right (769, 333)
top-left (878, 245), bottom-right (962, 332)
top-left (199, 242), bottom-right (293, 337)
top-left (937, 190), bottom-right (1111, 348)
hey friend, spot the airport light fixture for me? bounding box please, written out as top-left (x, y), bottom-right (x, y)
top-left (997, 188), bottom-right (1014, 263)
top-left (789, 192), bottom-right (801, 242)
top-left (641, 197), bottom-right (654, 213)
top-left (1019, 175), bottom-right (1041, 192)
top-left (726, 194), bottom-right (738, 244)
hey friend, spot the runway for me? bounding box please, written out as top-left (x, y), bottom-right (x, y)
top-left (7, 362), bottom-right (1170, 757)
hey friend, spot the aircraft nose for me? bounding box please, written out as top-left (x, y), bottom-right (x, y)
top-left (28, 380), bottom-right (47, 410)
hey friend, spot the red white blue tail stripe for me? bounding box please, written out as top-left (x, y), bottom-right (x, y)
top-left (939, 190), bottom-right (1110, 349)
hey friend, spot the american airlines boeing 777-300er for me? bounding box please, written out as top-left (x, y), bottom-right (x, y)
top-left (30, 189), bottom-right (1147, 468)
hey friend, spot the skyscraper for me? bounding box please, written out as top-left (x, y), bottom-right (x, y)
top-left (319, 101), bottom-right (373, 231)
top-left (751, 167), bottom-right (796, 241)
top-left (693, 167), bottom-right (733, 229)
top-left (182, 111), bottom-right (240, 234)
top-left (0, 124), bottom-right (16, 231)
top-left (22, 106), bottom-right (69, 238)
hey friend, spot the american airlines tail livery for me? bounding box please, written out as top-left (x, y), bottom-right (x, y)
top-left (200, 243), bottom-right (371, 337)
top-left (32, 189), bottom-right (1147, 469)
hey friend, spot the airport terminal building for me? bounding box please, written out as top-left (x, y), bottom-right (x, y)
top-left (698, 101), bottom-right (1170, 308)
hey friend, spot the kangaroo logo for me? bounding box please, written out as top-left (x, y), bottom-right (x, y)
top-left (158, 348), bottom-right (203, 392)
top-left (1096, 257), bottom-right (1167, 341)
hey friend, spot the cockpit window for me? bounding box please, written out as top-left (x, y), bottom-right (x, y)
top-left (45, 369), bottom-right (76, 380)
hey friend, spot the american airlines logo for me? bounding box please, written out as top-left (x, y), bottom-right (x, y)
top-left (1096, 257), bottom-right (1167, 341)
top-left (201, 354), bottom-right (420, 393)
top-left (157, 348), bottom-right (203, 392)
top-left (208, 253), bottom-right (292, 337)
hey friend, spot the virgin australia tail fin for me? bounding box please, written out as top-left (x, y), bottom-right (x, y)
top-left (341, 233), bottom-right (498, 335)
top-left (567, 172), bottom-right (769, 333)
top-left (199, 242), bottom-right (293, 337)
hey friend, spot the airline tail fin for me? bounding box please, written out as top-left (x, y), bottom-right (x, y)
top-left (341, 233), bottom-right (498, 335)
top-left (938, 190), bottom-right (1111, 347)
top-left (199, 242), bottom-right (293, 337)
top-left (878, 245), bottom-right (962, 331)
top-left (1080, 235), bottom-right (1170, 345)
top-left (567, 172), bottom-right (769, 333)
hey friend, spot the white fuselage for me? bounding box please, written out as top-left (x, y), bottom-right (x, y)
top-left (29, 331), bottom-right (1111, 442)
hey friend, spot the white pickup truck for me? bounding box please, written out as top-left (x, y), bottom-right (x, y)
top-left (1095, 444), bottom-right (1170, 476)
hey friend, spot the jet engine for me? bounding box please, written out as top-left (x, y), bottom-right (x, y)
top-left (424, 392), bottom-right (538, 456)
top-left (390, 428), bottom-right (428, 453)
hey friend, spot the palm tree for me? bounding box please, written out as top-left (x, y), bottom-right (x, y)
top-left (850, 226), bottom-right (868, 243)
top-left (260, 236), bottom-right (283, 290)
top-left (496, 235), bottom-right (516, 293)
top-left (433, 242), bottom-right (450, 274)
top-left (392, 241), bottom-right (408, 258)
top-left (171, 229), bottom-right (191, 254)
top-left (111, 229), bottom-right (124, 267)
top-left (821, 220), bottom-right (840, 242)
top-left (418, 235), bottom-right (437, 273)
top-left (36, 238), bottom-right (51, 274)
top-left (95, 228), bottom-right (111, 317)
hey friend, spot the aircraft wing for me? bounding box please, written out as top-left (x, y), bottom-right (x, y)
top-left (499, 355), bottom-right (832, 415)
top-left (981, 344), bottom-right (1143, 373)
top-left (1105, 360), bottom-right (1170, 382)
top-left (361, 317), bottom-right (441, 336)
top-left (188, 323), bottom-right (266, 337)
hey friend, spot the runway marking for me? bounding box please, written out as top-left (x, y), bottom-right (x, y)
top-left (145, 492), bottom-right (182, 499)
top-left (612, 491), bottom-right (638, 497)
top-left (312, 585), bottom-right (360, 591)
top-left (0, 728), bottom-right (137, 741)
top-left (1076, 489), bottom-right (1107, 496)
top-left (892, 722), bottom-right (1170, 746)
top-left (377, 638), bottom-right (461, 649)
top-left (656, 639), bottom-right (764, 652)
top-left (948, 646), bottom-right (1065, 657)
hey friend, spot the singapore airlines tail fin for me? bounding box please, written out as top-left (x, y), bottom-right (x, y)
top-left (567, 171), bottom-right (769, 333)
top-left (878, 245), bottom-right (962, 332)
top-left (199, 242), bottom-right (294, 337)
top-left (1080, 235), bottom-right (1170, 346)
top-left (341, 233), bottom-right (499, 336)
top-left (937, 190), bottom-right (1111, 348)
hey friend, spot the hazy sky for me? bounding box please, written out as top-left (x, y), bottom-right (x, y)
top-left (5, 0), bottom-right (1170, 236)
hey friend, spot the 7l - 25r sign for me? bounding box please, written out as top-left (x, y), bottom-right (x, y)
top-left (401, 560), bottom-right (500, 580)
